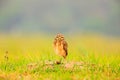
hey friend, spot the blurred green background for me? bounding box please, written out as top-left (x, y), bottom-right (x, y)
top-left (0, 1), bottom-right (120, 79)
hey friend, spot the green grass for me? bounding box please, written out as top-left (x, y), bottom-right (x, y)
top-left (0, 34), bottom-right (120, 80)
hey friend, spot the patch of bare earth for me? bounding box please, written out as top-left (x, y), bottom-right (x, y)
top-left (27, 61), bottom-right (85, 71)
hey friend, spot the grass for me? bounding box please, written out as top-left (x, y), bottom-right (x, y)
top-left (0, 34), bottom-right (120, 80)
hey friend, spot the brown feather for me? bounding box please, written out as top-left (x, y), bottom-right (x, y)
top-left (53, 33), bottom-right (68, 59)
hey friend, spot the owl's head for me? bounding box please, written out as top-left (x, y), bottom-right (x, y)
top-left (55, 33), bottom-right (64, 41)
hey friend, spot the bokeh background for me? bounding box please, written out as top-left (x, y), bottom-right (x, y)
top-left (0, 1), bottom-right (120, 79)
top-left (0, 0), bottom-right (120, 36)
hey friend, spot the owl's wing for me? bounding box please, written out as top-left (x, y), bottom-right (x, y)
top-left (62, 41), bottom-right (68, 55)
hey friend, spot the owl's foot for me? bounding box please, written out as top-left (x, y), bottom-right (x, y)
top-left (55, 60), bottom-right (61, 64)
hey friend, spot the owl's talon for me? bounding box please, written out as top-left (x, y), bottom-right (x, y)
top-left (55, 61), bottom-right (61, 64)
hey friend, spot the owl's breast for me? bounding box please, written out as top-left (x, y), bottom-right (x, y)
top-left (54, 43), bottom-right (63, 55)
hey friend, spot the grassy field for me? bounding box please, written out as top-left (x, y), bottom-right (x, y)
top-left (0, 34), bottom-right (120, 80)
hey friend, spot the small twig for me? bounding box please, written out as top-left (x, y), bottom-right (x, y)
top-left (4, 51), bottom-right (9, 61)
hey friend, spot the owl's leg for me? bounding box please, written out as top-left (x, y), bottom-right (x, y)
top-left (59, 57), bottom-right (62, 63)
top-left (60, 57), bottom-right (67, 64)
top-left (61, 58), bottom-right (66, 64)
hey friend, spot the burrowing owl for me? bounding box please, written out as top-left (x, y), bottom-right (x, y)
top-left (53, 33), bottom-right (68, 59)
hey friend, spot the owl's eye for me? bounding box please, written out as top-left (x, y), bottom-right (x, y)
top-left (61, 36), bottom-right (64, 38)
top-left (61, 37), bottom-right (64, 39)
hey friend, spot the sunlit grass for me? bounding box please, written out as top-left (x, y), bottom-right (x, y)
top-left (0, 34), bottom-right (120, 80)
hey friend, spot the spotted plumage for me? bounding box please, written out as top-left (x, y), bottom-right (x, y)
top-left (53, 33), bottom-right (68, 59)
